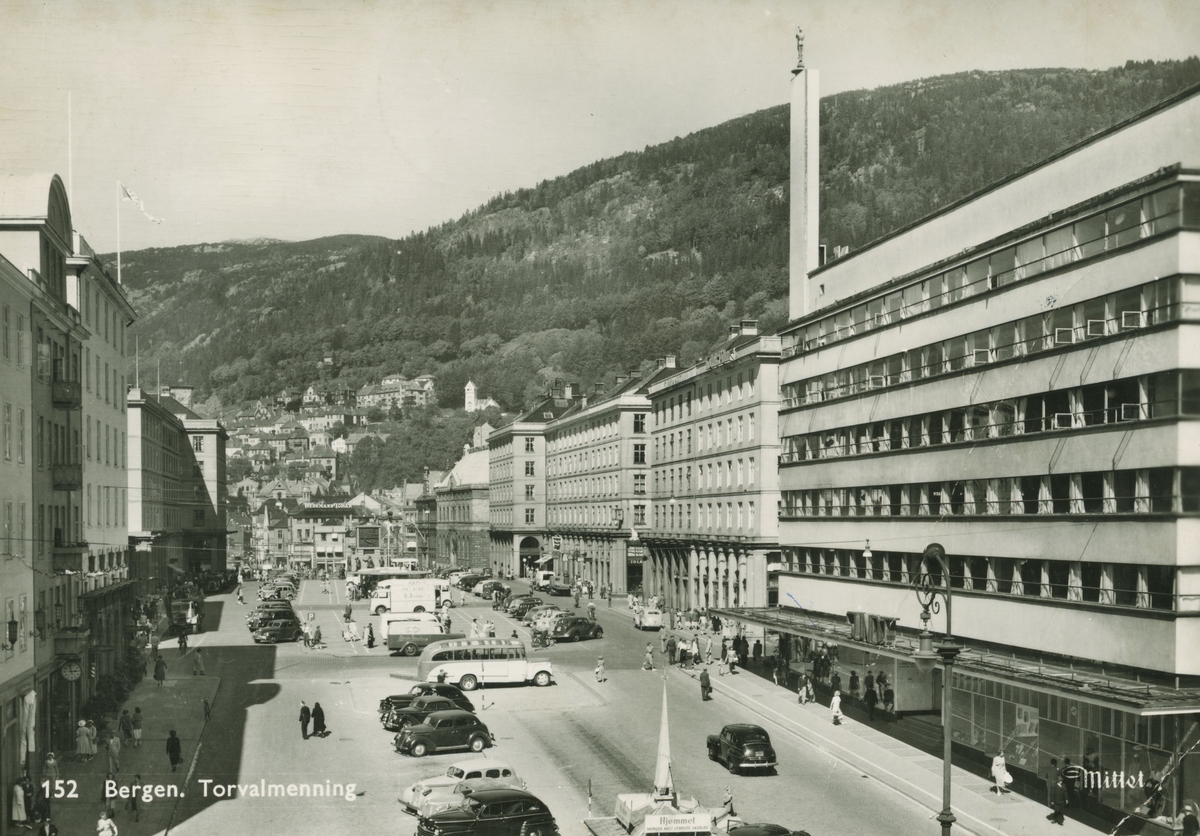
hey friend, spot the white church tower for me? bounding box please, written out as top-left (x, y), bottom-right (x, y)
top-left (464, 380), bottom-right (478, 412)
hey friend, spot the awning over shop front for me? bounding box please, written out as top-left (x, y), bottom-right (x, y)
top-left (535, 555), bottom-right (554, 565)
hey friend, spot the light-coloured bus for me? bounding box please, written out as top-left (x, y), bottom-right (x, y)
top-left (415, 638), bottom-right (554, 691)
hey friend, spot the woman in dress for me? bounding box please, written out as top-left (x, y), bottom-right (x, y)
top-left (991, 752), bottom-right (1011, 794)
top-left (830, 689), bottom-right (844, 725)
top-left (76, 721), bottom-right (91, 761)
top-left (154, 655), bottom-right (167, 686)
top-left (311, 703), bottom-right (326, 737)
top-left (12, 778), bottom-right (28, 828)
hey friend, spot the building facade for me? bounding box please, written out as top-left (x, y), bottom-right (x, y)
top-left (435, 446), bottom-right (490, 571)
top-left (643, 325), bottom-right (782, 612)
top-left (544, 367), bottom-right (675, 594)
top-left (737, 77), bottom-right (1200, 830)
top-left (488, 385), bottom-right (576, 578)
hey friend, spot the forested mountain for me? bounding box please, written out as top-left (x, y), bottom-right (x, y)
top-left (110, 59), bottom-right (1200, 413)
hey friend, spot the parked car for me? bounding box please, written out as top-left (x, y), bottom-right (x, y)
top-left (456, 574), bottom-right (485, 591)
top-left (633, 607), bottom-right (663, 630)
top-left (385, 695), bottom-right (467, 733)
top-left (253, 618), bottom-right (305, 643)
top-left (546, 583), bottom-right (573, 597)
top-left (521, 604), bottom-right (560, 626)
top-left (728, 825), bottom-right (811, 836)
top-left (550, 616), bottom-right (604, 642)
top-left (400, 760), bottom-right (521, 814)
top-left (247, 605), bottom-right (295, 630)
top-left (379, 683), bottom-right (474, 717)
top-left (509, 598), bottom-right (545, 619)
top-left (394, 710), bottom-right (493, 757)
top-left (479, 580), bottom-right (509, 599)
top-left (532, 610), bottom-right (572, 633)
top-left (706, 724), bottom-right (778, 775)
top-left (412, 776), bottom-right (527, 819)
top-left (415, 788), bottom-right (557, 836)
top-left (504, 596), bottom-right (540, 614)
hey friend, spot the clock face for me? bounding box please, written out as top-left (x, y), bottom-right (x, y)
top-left (61, 662), bottom-right (82, 681)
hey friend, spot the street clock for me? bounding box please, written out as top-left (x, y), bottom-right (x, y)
top-left (61, 661), bottom-right (82, 681)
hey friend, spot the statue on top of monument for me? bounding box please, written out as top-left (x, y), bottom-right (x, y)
top-left (795, 26), bottom-right (805, 69)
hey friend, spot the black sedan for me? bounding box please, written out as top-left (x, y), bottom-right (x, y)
top-left (379, 683), bottom-right (474, 717)
top-left (550, 616), bottom-right (603, 642)
top-left (546, 583), bottom-right (573, 597)
top-left (729, 825), bottom-right (811, 836)
top-left (252, 618), bottom-right (304, 643)
top-left (385, 695), bottom-right (465, 732)
top-left (706, 724), bottom-right (778, 775)
top-left (509, 598), bottom-right (545, 618)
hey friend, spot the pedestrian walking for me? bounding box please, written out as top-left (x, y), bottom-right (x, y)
top-left (96, 811), bottom-right (118, 836)
top-left (150, 633), bottom-right (160, 659)
top-left (642, 643), bottom-right (655, 671)
top-left (864, 685), bottom-right (878, 720)
top-left (237, 589), bottom-right (244, 604)
top-left (722, 785), bottom-right (735, 816)
top-left (849, 670), bottom-right (860, 700)
top-left (312, 702), bottom-right (326, 737)
top-left (587, 601), bottom-right (596, 621)
top-left (12, 775), bottom-right (28, 828)
top-left (594, 656), bottom-right (606, 683)
top-left (177, 631), bottom-right (187, 652)
top-left (107, 730), bottom-right (121, 773)
top-left (76, 720), bottom-right (91, 761)
top-left (365, 624), bottom-right (375, 648)
top-left (192, 648), bottom-right (205, 676)
top-left (166, 730), bottom-right (182, 772)
top-left (752, 639), bottom-right (762, 667)
top-left (312, 625), bottom-right (322, 648)
top-left (203, 699), bottom-right (212, 723)
top-left (125, 775), bottom-right (142, 822)
top-left (797, 674), bottom-right (812, 704)
top-left (699, 667), bottom-right (712, 701)
top-left (830, 689), bottom-right (844, 725)
top-left (726, 645), bottom-right (738, 675)
top-left (667, 635), bottom-right (677, 665)
top-left (299, 701), bottom-right (311, 739)
top-left (40, 753), bottom-right (59, 822)
top-left (102, 772), bottom-right (118, 816)
top-left (343, 603), bottom-right (352, 623)
top-left (153, 655), bottom-right (166, 686)
top-left (864, 670), bottom-right (875, 695)
top-left (883, 684), bottom-right (896, 718)
top-left (704, 634), bottom-right (714, 664)
top-left (659, 632), bottom-right (668, 655)
top-left (1045, 758), bottom-right (1066, 825)
top-left (830, 669), bottom-right (842, 696)
top-left (86, 720), bottom-right (98, 760)
top-left (991, 752), bottom-right (1012, 794)
top-left (131, 709), bottom-right (143, 746)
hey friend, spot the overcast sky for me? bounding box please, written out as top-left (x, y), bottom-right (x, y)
top-left (2, 0), bottom-right (1198, 252)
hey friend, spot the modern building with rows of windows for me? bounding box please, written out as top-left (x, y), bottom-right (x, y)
top-left (714, 63), bottom-right (1200, 832)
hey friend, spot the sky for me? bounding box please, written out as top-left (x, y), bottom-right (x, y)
top-left (2, 0), bottom-right (1198, 252)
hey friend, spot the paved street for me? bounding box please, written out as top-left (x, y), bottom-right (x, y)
top-left (144, 580), bottom-right (948, 836)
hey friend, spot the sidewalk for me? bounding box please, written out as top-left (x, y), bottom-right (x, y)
top-left (44, 644), bottom-right (220, 836)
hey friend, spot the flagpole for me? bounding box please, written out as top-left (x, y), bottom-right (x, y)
top-left (67, 92), bottom-right (72, 205)
top-left (117, 180), bottom-right (121, 284)
top-left (135, 335), bottom-right (140, 388)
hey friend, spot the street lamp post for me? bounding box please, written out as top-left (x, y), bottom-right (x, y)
top-left (910, 543), bottom-right (961, 836)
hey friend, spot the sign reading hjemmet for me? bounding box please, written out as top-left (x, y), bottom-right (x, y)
top-left (645, 813), bottom-right (712, 834)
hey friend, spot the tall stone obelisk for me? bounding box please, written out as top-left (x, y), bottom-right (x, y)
top-left (789, 27), bottom-right (819, 321)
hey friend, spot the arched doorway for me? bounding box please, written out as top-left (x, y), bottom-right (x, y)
top-left (518, 536), bottom-right (542, 579)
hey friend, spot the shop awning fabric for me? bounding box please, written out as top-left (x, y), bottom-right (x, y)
top-left (536, 555), bottom-right (554, 565)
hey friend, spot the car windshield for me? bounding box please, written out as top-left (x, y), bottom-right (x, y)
top-left (462, 797), bottom-right (484, 813)
top-left (447, 767), bottom-right (465, 779)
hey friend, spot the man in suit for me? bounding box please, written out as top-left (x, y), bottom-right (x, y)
top-left (299, 701), bottom-right (311, 739)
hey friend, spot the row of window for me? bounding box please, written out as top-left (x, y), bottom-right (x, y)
top-left (781, 276), bottom-right (1192, 408)
top-left (781, 370), bottom-right (1200, 463)
top-left (783, 181), bottom-right (1198, 356)
top-left (654, 412), bottom-right (758, 462)
top-left (84, 346), bottom-right (126, 414)
top-left (547, 417), bottom-right (621, 452)
top-left (83, 277), bottom-right (128, 358)
top-left (1, 499), bottom-right (82, 557)
top-left (656, 369), bottom-right (759, 426)
top-left (648, 499), bottom-right (759, 534)
top-left (85, 417), bottom-right (127, 468)
top-left (85, 484), bottom-right (127, 528)
top-left (780, 467), bottom-right (1200, 518)
top-left (782, 548), bottom-right (1177, 611)
top-left (652, 457), bottom-right (759, 496)
top-left (0, 306), bottom-right (28, 365)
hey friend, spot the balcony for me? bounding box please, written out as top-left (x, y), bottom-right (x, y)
top-left (52, 377), bottom-right (82, 409)
top-left (52, 463), bottom-right (83, 491)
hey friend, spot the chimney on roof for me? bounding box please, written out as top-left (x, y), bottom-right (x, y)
top-left (593, 382), bottom-right (605, 395)
top-left (627, 369), bottom-right (640, 379)
top-left (615, 375), bottom-right (628, 385)
top-left (563, 383), bottom-right (573, 399)
top-left (740, 320), bottom-right (759, 337)
top-left (728, 325), bottom-right (741, 340)
top-left (663, 355), bottom-right (677, 369)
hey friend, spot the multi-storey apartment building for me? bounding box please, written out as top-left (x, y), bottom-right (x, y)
top-left (643, 324), bottom-right (782, 611)
top-left (715, 74), bottom-right (1200, 830)
top-left (488, 384), bottom-right (576, 578)
top-left (544, 364), bottom-right (676, 594)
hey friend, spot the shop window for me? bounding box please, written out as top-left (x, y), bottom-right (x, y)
top-left (1112, 564), bottom-right (1138, 606)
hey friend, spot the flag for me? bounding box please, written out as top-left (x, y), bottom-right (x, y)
top-left (119, 181), bottom-right (164, 224)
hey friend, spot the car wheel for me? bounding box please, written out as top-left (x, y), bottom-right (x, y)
top-left (707, 745), bottom-right (717, 762)
top-left (533, 670), bottom-right (551, 687)
top-left (459, 674), bottom-right (478, 691)
top-left (469, 736), bottom-right (487, 752)
top-left (374, 606), bottom-right (386, 616)
top-left (594, 628), bottom-right (603, 639)
top-left (402, 644), bottom-right (419, 657)
top-left (414, 606), bottom-right (425, 613)
top-left (727, 761), bottom-right (739, 775)
top-left (410, 741), bottom-right (428, 757)
top-left (266, 636), bottom-right (277, 644)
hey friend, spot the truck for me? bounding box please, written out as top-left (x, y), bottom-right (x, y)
top-left (384, 619), bottom-right (465, 656)
top-left (531, 570), bottom-right (555, 591)
top-left (371, 577), bottom-right (445, 615)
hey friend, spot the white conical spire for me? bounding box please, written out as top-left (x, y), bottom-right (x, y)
top-left (652, 683), bottom-right (674, 800)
